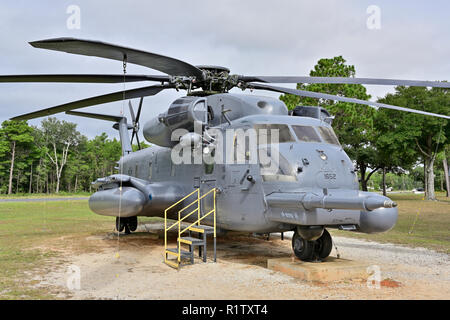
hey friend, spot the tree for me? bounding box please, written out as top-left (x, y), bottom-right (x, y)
top-left (0, 120), bottom-right (35, 194)
top-left (41, 117), bottom-right (81, 193)
top-left (377, 87), bottom-right (449, 200)
top-left (371, 108), bottom-right (419, 195)
top-left (444, 145), bottom-right (450, 197)
top-left (280, 56), bottom-right (377, 190)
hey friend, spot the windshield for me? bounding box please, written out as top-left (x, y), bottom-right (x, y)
top-left (254, 124), bottom-right (295, 145)
top-left (292, 125), bottom-right (321, 143)
top-left (317, 126), bottom-right (340, 145)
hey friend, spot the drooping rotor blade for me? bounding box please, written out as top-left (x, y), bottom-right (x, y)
top-left (30, 38), bottom-right (204, 79)
top-left (248, 83), bottom-right (450, 120)
top-left (240, 76), bottom-right (450, 88)
top-left (65, 111), bottom-right (123, 122)
top-left (0, 74), bottom-right (169, 83)
top-left (11, 85), bottom-right (172, 120)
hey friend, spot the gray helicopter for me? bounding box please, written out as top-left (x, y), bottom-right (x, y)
top-left (1, 38), bottom-right (449, 261)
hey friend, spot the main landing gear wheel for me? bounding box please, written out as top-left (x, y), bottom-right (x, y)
top-left (116, 217), bottom-right (125, 232)
top-left (292, 228), bottom-right (333, 261)
top-left (313, 229), bottom-right (332, 260)
top-left (116, 217), bottom-right (138, 234)
top-left (292, 232), bottom-right (315, 261)
top-left (128, 216), bottom-right (138, 232)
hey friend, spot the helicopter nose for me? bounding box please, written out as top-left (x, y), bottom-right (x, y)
top-left (358, 206), bottom-right (398, 233)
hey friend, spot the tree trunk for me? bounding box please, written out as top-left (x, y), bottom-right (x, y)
top-left (29, 163), bottom-right (33, 194)
top-left (8, 140), bottom-right (16, 195)
top-left (382, 167), bottom-right (387, 196)
top-left (359, 163), bottom-right (368, 191)
top-left (55, 174), bottom-right (60, 193)
top-left (16, 171), bottom-right (20, 194)
top-left (425, 156), bottom-right (436, 200)
top-left (74, 175), bottom-right (78, 193)
top-left (424, 161), bottom-right (428, 197)
top-left (443, 156), bottom-right (449, 198)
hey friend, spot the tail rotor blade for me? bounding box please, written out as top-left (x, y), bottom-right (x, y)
top-left (136, 97), bottom-right (144, 124)
top-left (131, 129), bottom-right (136, 146)
top-left (136, 134), bottom-right (141, 150)
top-left (128, 100), bottom-right (136, 123)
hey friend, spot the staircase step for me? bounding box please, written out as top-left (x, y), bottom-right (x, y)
top-left (164, 259), bottom-right (179, 269)
top-left (189, 225), bottom-right (215, 233)
top-left (166, 248), bottom-right (192, 257)
top-left (179, 236), bottom-right (204, 245)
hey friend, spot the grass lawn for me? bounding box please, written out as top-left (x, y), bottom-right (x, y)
top-left (0, 192), bottom-right (91, 199)
top-left (0, 200), bottom-right (111, 299)
top-left (331, 192), bottom-right (450, 254)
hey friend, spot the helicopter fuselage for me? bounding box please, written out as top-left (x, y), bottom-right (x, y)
top-left (89, 93), bottom-right (398, 235)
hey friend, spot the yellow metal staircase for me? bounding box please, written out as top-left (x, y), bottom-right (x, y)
top-left (164, 188), bottom-right (217, 269)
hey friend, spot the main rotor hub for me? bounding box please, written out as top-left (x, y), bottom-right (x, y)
top-left (196, 65), bottom-right (230, 75)
top-left (195, 65), bottom-right (236, 92)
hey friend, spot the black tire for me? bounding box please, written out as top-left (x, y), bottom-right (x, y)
top-left (128, 217), bottom-right (138, 232)
top-left (314, 229), bottom-right (333, 260)
top-left (116, 217), bottom-right (125, 232)
top-left (292, 231), bottom-right (315, 261)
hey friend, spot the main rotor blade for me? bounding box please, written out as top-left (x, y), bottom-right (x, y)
top-left (30, 38), bottom-right (204, 79)
top-left (248, 83), bottom-right (450, 120)
top-left (0, 74), bottom-right (169, 83)
top-left (65, 111), bottom-right (123, 122)
top-left (11, 85), bottom-right (172, 120)
top-left (241, 76), bottom-right (450, 88)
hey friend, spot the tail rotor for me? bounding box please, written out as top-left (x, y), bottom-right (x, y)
top-left (129, 97), bottom-right (143, 150)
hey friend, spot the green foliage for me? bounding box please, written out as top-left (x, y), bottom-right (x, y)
top-left (0, 119), bottom-right (123, 195)
top-left (377, 87), bottom-right (449, 157)
top-left (377, 86), bottom-right (449, 199)
top-left (0, 120), bottom-right (39, 194)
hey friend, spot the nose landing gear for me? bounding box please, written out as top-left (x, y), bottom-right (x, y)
top-left (116, 216), bottom-right (138, 234)
top-left (292, 228), bottom-right (333, 261)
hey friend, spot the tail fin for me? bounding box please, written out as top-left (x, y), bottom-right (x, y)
top-left (66, 111), bottom-right (133, 155)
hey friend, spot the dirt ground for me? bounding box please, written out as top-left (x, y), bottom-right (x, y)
top-left (30, 223), bottom-right (449, 300)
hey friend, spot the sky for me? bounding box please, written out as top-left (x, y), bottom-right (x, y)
top-left (0, 0), bottom-right (449, 140)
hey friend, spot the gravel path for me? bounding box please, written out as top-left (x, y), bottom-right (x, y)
top-left (31, 227), bottom-right (450, 300)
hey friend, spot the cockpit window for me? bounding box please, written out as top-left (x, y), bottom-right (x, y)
top-left (254, 124), bottom-right (295, 145)
top-left (292, 125), bottom-right (321, 143)
top-left (317, 126), bottom-right (340, 145)
top-left (259, 147), bottom-right (297, 182)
